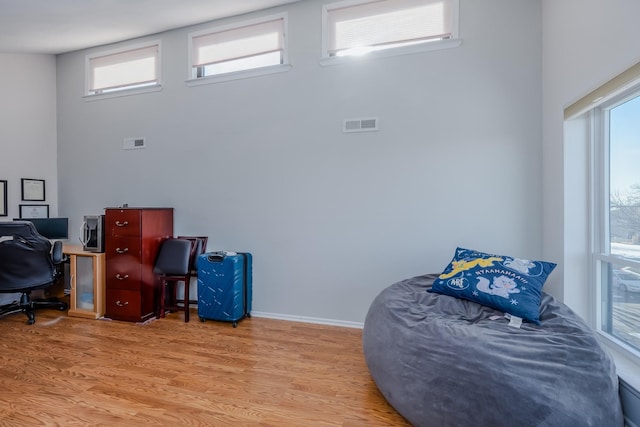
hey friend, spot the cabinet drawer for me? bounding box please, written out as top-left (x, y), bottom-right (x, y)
top-left (105, 264), bottom-right (141, 290)
top-left (106, 210), bottom-right (141, 237)
top-left (105, 289), bottom-right (143, 321)
top-left (105, 237), bottom-right (141, 261)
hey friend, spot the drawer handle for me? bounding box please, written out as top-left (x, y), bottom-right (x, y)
top-left (115, 274), bottom-right (129, 280)
top-left (115, 300), bottom-right (129, 307)
top-left (115, 221), bottom-right (129, 227)
top-left (115, 247), bottom-right (129, 254)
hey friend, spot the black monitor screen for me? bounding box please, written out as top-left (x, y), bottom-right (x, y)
top-left (15, 218), bottom-right (69, 239)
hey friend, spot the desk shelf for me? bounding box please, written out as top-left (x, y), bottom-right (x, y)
top-left (63, 245), bottom-right (105, 319)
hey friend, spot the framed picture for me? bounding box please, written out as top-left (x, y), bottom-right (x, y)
top-left (21, 178), bottom-right (45, 201)
top-left (0, 180), bottom-right (6, 217)
top-left (19, 204), bottom-right (49, 219)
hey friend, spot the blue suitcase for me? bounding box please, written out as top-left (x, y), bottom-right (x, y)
top-left (197, 251), bottom-right (252, 327)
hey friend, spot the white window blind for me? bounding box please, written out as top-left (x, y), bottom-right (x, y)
top-left (326, 0), bottom-right (453, 56)
top-left (191, 17), bottom-right (284, 71)
top-left (88, 44), bottom-right (159, 94)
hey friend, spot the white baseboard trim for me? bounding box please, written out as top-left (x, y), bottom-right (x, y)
top-left (250, 311), bottom-right (364, 329)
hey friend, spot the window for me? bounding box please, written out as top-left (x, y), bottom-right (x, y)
top-left (86, 41), bottom-right (160, 96)
top-left (188, 14), bottom-right (288, 82)
top-left (592, 88), bottom-right (640, 355)
top-left (322, 0), bottom-right (459, 60)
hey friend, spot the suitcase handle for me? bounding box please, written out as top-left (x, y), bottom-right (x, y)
top-left (207, 251), bottom-right (237, 262)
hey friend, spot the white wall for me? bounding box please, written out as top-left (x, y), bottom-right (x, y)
top-left (56, 0), bottom-right (543, 325)
top-left (0, 54), bottom-right (58, 220)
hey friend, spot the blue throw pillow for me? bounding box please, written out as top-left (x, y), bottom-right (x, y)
top-left (430, 247), bottom-right (556, 324)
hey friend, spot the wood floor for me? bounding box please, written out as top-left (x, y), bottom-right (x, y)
top-left (0, 306), bottom-right (410, 426)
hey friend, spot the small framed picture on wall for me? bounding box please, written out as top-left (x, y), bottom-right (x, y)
top-left (0, 180), bottom-right (7, 217)
top-left (19, 204), bottom-right (49, 219)
top-left (21, 178), bottom-right (45, 201)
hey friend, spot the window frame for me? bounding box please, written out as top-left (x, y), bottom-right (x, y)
top-left (84, 40), bottom-right (162, 100)
top-left (186, 12), bottom-right (291, 87)
top-left (563, 60), bottom-right (640, 389)
top-left (320, 0), bottom-right (461, 66)
top-left (591, 86), bottom-right (640, 360)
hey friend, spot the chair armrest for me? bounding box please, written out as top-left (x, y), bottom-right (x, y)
top-left (51, 240), bottom-right (63, 264)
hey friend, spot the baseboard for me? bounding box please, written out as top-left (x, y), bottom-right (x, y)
top-left (621, 377), bottom-right (640, 427)
top-left (250, 311), bottom-right (364, 329)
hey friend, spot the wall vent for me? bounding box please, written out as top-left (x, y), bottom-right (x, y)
top-left (123, 137), bottom-right (146, 150)
top-left (343, 117), bottom-right (379, 133)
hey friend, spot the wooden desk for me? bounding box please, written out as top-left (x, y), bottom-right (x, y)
top-left (63, 245), bottom-right (105, 319)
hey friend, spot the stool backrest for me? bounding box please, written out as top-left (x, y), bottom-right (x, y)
top-left (153, 238), bottom-right (192, 276)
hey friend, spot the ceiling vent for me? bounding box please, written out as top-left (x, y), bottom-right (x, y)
top-left (343, 117), bottom-right (378, 133)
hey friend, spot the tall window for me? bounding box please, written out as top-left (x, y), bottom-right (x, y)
top-left (323, 0), bottom-right (458, 58)
top-left (188, 14), bottom-right (287, 80)
top-left (86, 42), bottom-right (160, 96)
top-left (594, 89), bottom-right (640, 354)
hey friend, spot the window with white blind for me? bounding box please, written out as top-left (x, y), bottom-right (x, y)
top-left (564, 60), bottom-right (640, 366)
top-left (86, 41), bottom-right (161, 97)
top-left (188, 14), bottom-right (289, 83)
top-left (593, 89), bottom-right (640, 357)
top-left (322, 0), bottom-right (459, 61)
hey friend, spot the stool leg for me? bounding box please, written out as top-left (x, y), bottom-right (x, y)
top-left (184, 277), bottom-right (190, 323)
top-left (157, 279), bottom-right (166, 319)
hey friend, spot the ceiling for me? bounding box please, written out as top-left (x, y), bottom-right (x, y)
top-left (0, 0), bottom-right (300, 55)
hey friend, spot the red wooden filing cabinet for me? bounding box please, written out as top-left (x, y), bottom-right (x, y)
top-left (104, 207), bottom-right (173, 322)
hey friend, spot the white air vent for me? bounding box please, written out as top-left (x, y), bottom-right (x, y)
top-left (343, 117), bottom-right (379, 133)
top-left (123, 137), bottom-right (146, 150)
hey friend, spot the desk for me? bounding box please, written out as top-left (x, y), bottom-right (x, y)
top-left (63, 245), bottom-right (105, 319)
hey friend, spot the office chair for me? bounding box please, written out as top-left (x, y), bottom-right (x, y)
top-left (154, 238), bottom-right (196, 322)
top-left (0, 221), bottom-right (69, 324)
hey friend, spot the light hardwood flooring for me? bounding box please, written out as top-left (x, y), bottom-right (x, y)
top-left (0, 306), bottom-right (410, 426)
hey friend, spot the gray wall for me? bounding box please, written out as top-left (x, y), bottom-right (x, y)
top-left (56, 0), bottom-right (543, 325)
top-left (0, 54), bottom-right (58, 219)
top-left (0, 54), bottom-right (57, 305)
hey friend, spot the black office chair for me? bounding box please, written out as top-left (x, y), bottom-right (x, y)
top-left (0, 221), bottom-right (68, 324)
top-left (154, 238), bottom-right (195, 322)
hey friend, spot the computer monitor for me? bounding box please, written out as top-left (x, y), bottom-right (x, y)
top-left (14, 217), bottom-right (69, 240)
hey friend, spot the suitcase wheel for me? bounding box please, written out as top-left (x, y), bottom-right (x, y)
top-left (199, 317), bottom-right (205, 323)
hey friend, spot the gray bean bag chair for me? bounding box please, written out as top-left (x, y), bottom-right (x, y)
top-left (362, 274), bottom-right (623, 427)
